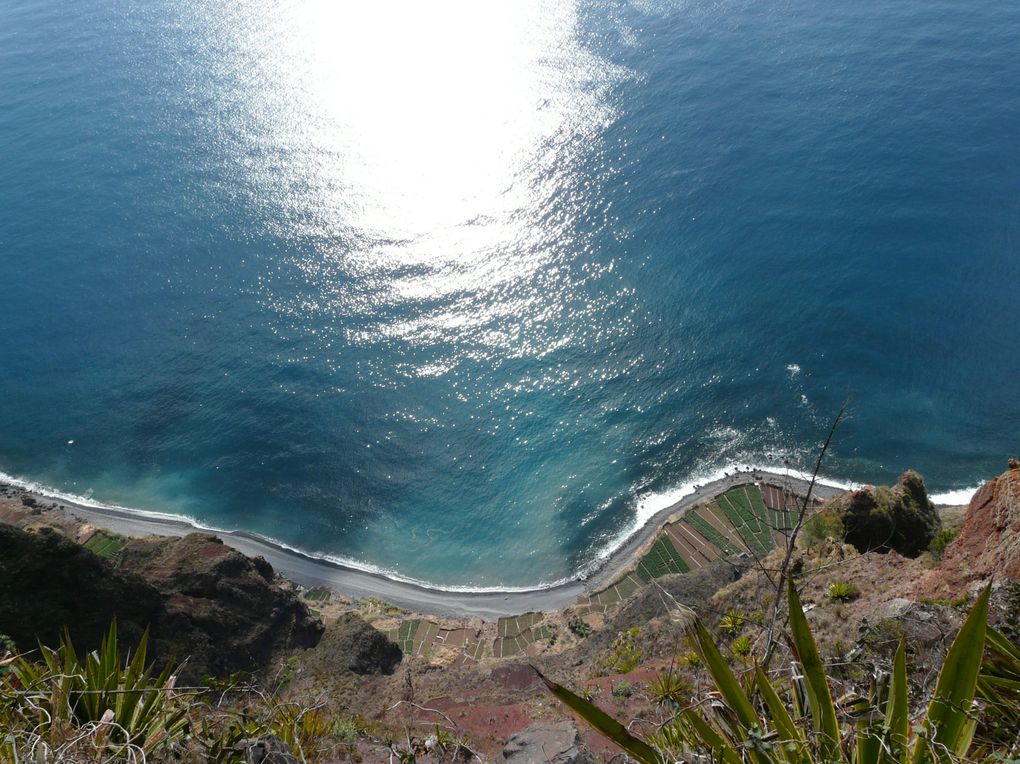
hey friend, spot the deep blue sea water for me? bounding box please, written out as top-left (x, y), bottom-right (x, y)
top-left (1, 0), bottom-right (1018, 587)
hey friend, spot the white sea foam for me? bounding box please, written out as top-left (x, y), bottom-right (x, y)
top-left (581, 461), bottom-right (856, 578)
top-left (0, 467), bottom-right (571, 594)
top-left (0, 464), bottom-right (982, 593)
top-left (0, 469), bottom-right (207, 526)
top-left (929, 486), bottom-right (981, 505)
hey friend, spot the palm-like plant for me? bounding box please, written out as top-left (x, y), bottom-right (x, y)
top-left (541, 581), bottom-right (997, 764)
top-left (6, 621), bottom-right (188, 758)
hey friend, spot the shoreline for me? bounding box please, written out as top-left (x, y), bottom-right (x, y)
top-left (3, 469), bottom-right (847, 619)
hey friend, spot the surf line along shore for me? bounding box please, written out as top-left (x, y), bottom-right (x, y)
top-left (6, 470), bottom-right (844, 620)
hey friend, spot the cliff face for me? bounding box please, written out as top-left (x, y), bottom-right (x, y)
top-left (118, 533), bottom-right (324, 678)
top-left (0, 525), bottom-right (322, 679)
top-left (916, 460), bottom-right (1020, 596)
top-left (0, 524), bottom-right (164, 654)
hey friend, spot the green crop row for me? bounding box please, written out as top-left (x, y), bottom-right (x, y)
top-left (636, 534), bottom-right (690, 582)
top-left (683, 513), bottom-right (741, 557)
top-left (717, 487), bottom-right (773, 555)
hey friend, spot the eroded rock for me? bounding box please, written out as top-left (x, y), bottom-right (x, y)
top-left (501, 721), bottom-right (596, 764)
top-left (314, 613), bottom-right (402, 675)
top-left (0, 526), bottom-right (322, 680)
top-left (829, 470), bottom-right (940, 557)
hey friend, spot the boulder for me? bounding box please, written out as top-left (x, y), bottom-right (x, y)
top-left (501, 721), bottom-right (597, 764)
top-left (0, 524), bottom-right (164, 654)
top-left (235, 735), bottom-right (301, 764)
top-left (857, 598), bottom-right (962, 673)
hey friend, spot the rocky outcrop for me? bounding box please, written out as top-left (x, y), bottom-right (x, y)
top-left (915, 461), bottom-right (1020, 596)
top-left (0, 525), bottom-right (322, 679)
top-left (501, 721), bottom-right (596, 764)
top-left (312, 613), bottom-right (401, 675)
top-left (0, 524), bottom-right (164, 655)
top-left (829, 470), bottom-right (941, 557)
top-left (234, 735), bottom-right (301, 764)
top-left (117, 533), bottom-right (323, 678)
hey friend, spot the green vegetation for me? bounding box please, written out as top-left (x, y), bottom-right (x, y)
top-left (827, 580), bottom-right (860, 602)
top-left (3, 622), bottom-right (187, 759)
top-left (0, 620), bottom-right (388, 762)
top-left (677, 650), bottom-right (701, 668)
top-left (567, 614), bottom-right (592, 638)
top-left (684, 512), bottom-right (742, 556)
top-left (533, 624), bottom-right (555, 645)
top-left (800, 507), bottom-right (845, 547)
top-left (729, 634), bottom-right (753, 657)
top-left (767, 505), bottom-right (797, 532)
top-left (302, 587), bottom-right (332, 602)
top-left (83, 529), bottom-right (127, 559)
top-left (716, 486), bottom-right (774, 555)
top-left (598, 627), bottom-right (642, 674)
top-left (646, 670), bottom-right (691, 707)
top-left (396, 618), bottom-right (422, 654)
top-left (543, 582), bottom-right (1015, 764)
top-left (718, 609), bottom-right (746, 636)
top-left (611, 680), bottom-right (633, 699)
top-left (636, 533), bottom-right (689, 581)
top-left (836, 471), bottom-right (942, 557)
top-left (928, 527), bottom-right (959, 560)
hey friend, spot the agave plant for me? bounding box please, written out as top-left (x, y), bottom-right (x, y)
top-left (541, 581), bottom-right (996, 764)
top-left (974, 624), bottom-right (1020, 756)
top-left (6, 621), bottom-right (188, 758)
top-left (647, 670), bottom-right (693, 708)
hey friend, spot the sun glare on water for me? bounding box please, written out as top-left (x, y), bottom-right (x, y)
top-left (181, 0), bottom-right (633, 581)
top-left (200, 0), bottom-right (621, 313)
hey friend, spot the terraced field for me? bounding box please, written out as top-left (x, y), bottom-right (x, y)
top-left (387, 619), bottom-right (485, 663)
top-left (762, 483), bottom-right (797, 534)
top-left (302, 587), bottom-right (332, 603)
top-left (715, 486), bottom-right (774, 555)
top-left (573, 573), bottom-right (643, 616)
top-left (377, 481), bottom-right (818, 666)
top-left (83, 530), bottom-right (126, 559)
top-left (684, 512), bottom-right (741, 557)
top-left (635, 533), bottom-right (690, 581)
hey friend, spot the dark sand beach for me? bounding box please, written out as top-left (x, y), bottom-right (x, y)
top-left (4, 470), bottom-right (844, 618)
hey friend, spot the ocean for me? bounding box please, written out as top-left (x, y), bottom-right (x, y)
top-left (1, 0), bottom-right (1018, 587)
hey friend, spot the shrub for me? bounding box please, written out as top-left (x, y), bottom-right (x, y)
top-left (599, 627), bottom-right (642, 674)
top-left (0, 633), bottom-right (15, 677)
top-left (4, 622), bottom-right (187, 759)
top-left (677, 650), bottom-right (701, 668)
top-left (730, 635), bottom-right (752, 657)
top-left (827, 581), bottom-right (860, 602)
top-left (799, 508), bottom-right (844, 548)
top-left (567, 614), bottom-right (592, 639)
top-left (835, 471), bottom-right (942, 557)
top-left (718, 610), bottom-right (746, 636)
top-left (541, 582), bottom-right (1001, 764)
top-left (928, 527), bottom-right (958, 560)
top-left (611, 681), bottom-right (633, 699)
top-left (646, 671), bottom-right (691, 706)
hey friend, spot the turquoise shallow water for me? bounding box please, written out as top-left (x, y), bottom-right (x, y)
top-left (1, 0), bottom-right (1018, 587)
